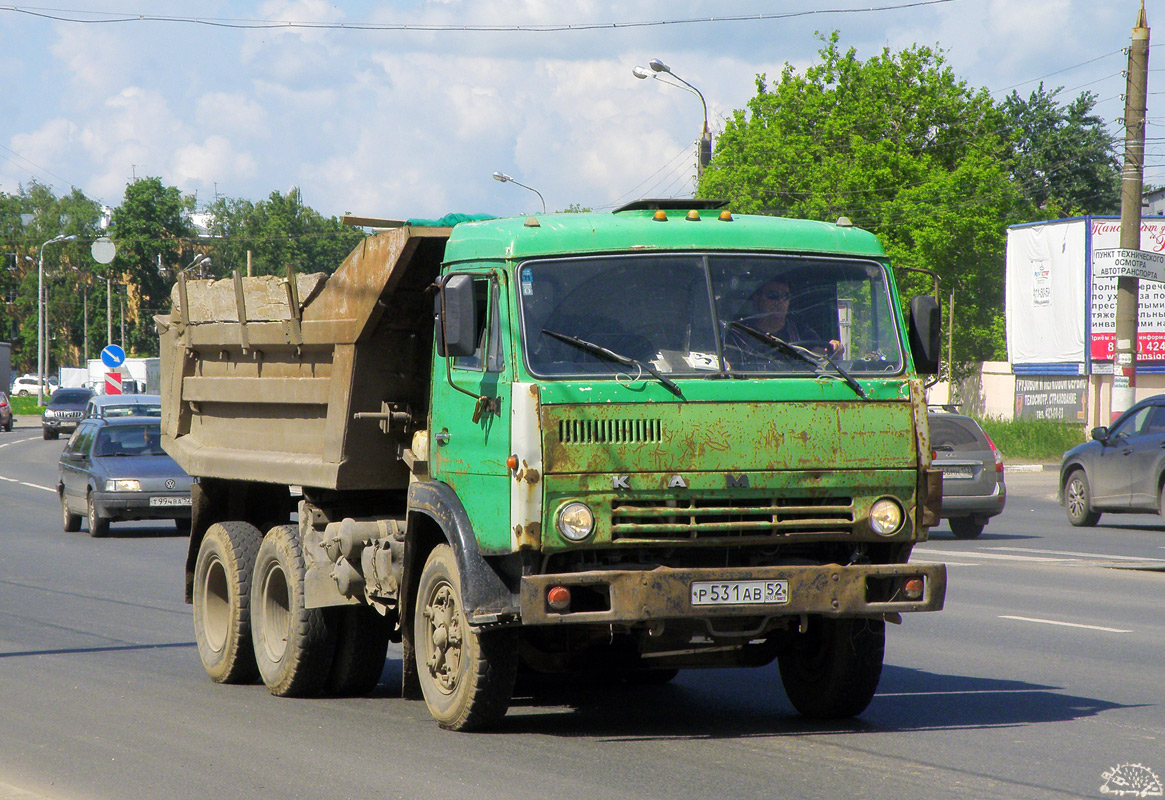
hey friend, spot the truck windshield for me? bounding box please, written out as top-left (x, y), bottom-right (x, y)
top-left (518, 253), bottom-right (904, 378)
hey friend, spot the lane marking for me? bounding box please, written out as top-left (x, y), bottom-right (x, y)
top-left (988, 545), bottom-right (1165, 564)
top-left (0, 474), bottom-right (55, 493)
top-left (908, 556), bottom-right (981, 567)
top-left (0, 436), bottom-right (59, 493)
top-left (999, 615), bottom-right (1132, 634)
top-left (915, 549), bottom-right (1066, 563)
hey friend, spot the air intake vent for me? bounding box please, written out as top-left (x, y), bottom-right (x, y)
top-left (558, 418), bottom-right (663, 445)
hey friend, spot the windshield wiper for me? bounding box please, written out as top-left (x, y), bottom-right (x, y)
top-left (728, 321), bottom-right (868, 400)
top-left (541, 329), bottom-right (683, 398)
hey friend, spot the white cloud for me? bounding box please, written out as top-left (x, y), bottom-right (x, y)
top-left (172, 136), bottom-right (258, 191)
top-left (195, 92), bottom-right (270, 138)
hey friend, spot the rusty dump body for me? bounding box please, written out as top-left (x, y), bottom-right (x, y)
top-left (158, 226), bottom-right (450, 491)
top-left (163, 206), bottom-right (947, 729)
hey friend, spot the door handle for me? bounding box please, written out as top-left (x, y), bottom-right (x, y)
top-left (434, 431), bottom-right (451, 445)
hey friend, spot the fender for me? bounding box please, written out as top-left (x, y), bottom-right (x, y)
top-left (407, 480), bottom-right (520, 623)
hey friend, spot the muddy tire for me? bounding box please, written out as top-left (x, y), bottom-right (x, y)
top-left (86, 493), bottom-right (109, 538)
top-left (1064, 469), bottom-right (1100, 527)
top-left (251, 524), bottom-right (334, 697)
top-left (192, 521), bottom-right (263, 684)
top-left (414, 544), bottom-right (517, 730)
top-left (325, 604), bottom-right (393, 696)
top-left (61, 493), bottom-right (81, 533)
top-left (778, 616), bottom-right (885, 719)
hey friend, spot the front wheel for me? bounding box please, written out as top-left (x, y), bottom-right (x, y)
top-left (1064, 469), bottom-right (1100, 527)
top-left (777, 617), bottom-right (885, 719)
top-left (414, 545), bottom-right (517, 731)
top-left (250, 525), bottom-right (335, 697)
top-left (193, 521), bottom-right (263, 684)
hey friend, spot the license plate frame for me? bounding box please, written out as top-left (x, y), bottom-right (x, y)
top-left (690, 579), bottom-right (789, 607)
top-left (940, 465), bottom-right (975, 480)
top-left (149, 496), bottom-right (191, 507)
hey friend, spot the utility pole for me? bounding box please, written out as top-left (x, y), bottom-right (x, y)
top-left (1111, 3), bottom-right (1150, 422)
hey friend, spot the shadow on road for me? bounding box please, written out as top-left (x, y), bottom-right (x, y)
top-left (488, 663), bottom-right (1135, 738)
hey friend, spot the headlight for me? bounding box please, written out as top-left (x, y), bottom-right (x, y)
top-left (43, 409), bottom-right (56, 419)
top-left (556, 502), bottom-right (595, 541)
top-left (105, 479), bottom-right (141, 492)
top-left (869, 498), bottom-right (904, 535)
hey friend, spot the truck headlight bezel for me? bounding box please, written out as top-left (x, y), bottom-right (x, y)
top-left (556, 501), bottom-right (595, 542)
top-left (869, 497), bottom-right (904, 535)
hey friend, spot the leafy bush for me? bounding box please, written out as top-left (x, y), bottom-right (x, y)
top-left (977, 418), bottom-right (1088, 463)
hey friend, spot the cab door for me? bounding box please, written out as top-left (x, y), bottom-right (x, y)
top-left (429, 273), bottom-right (513, 554)
top-left (60, 422), bottom-right (96, 513)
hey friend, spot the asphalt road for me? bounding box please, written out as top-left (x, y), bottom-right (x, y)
top-left (1, 419), bottom-right (1162, 800)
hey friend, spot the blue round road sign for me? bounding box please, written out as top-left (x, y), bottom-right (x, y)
top-left (101, 344), bottom-right (126, 369)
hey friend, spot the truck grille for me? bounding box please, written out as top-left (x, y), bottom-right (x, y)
top-left (558, 418), bottom-right (663, 445)
top-left (610, 495), bottom-right (854, 541)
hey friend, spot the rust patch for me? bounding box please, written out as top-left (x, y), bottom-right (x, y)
top-left (514, 521), bottom-right (541, 550)
top-left (516, 460), bottom-right (541, 484)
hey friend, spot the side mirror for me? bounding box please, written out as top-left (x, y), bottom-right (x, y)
top-left (908, 295), bottom-right (942, 375)
top-left (1090, 426), bottom-right (1110, 443)
top-left (434, 274), bottom-right (478, 358)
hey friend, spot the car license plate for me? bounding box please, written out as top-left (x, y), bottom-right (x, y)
top-left (940, 465), bottom-right (975, 479)
top-left (150, 496), bottom-right (191, 507)
top-left (691, 580), bottom-right (789, 606)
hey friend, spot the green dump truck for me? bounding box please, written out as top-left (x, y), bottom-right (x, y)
top-left (159, 199), bottom-right (946, 731)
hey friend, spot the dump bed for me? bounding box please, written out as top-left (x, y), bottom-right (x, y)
top-left (158, 226), bottom-right (450, 491)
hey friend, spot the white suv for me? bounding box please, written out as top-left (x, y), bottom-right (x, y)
top-left (10, 375), bottom-right (58, 396)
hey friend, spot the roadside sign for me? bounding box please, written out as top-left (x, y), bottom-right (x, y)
top-left (105, 370), bottom-right (122, 395)
top-left (101, 344), bottom-right (126, 369)
top-left (91, 237), bottom-right (116, 265)
top-left (1092, 248), bottom-right (1165, 283)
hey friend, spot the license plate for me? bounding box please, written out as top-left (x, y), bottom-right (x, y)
top-left (150, 496), bottom-right (191, 507)
top-left (940, 466), bottom-right (975, 479)
top-left (691, 580), bottom-right (789, 606)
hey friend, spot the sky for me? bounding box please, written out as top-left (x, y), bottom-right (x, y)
top-left (0, 0), bottom-right (1159, 222)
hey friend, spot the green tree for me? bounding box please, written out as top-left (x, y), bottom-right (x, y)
top-left (1000, 85), bottom-right (1120, 217)
top-left (202, 187), bottom-right (364, 279)
top-left (0, 182), bottom-right (104, 373)
top-left (108, 177), bottom-right (195, 357)
top-left (700, 33), bottom-right (1030, 368)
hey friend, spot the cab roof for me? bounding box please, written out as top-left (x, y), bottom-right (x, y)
top-left (442, 203), bottom-right (887, 265)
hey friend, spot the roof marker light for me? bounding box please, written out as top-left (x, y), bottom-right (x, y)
top-left (686, 210), bottom-right (701, 221)
top-left (653, 210), bottom-right (668, 222)
top-left (718, 210), bottom-right (734, 222)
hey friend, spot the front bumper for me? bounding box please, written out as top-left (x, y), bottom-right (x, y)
top-left (43, 417), bottom-right (82, 433)
top-left (92, 491), bottom-right (192, 521)
top-left (519, 562), bottom-right (946, 626)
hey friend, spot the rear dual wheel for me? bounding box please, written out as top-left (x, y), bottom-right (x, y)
top-left (193, 521), bottom-right (263, 683)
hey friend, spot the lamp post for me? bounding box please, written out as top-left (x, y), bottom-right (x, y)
top-left (633, 58), bottom-right (712, 182)
top-left (37, 233), bottom-right (77, 405)
top-left (492, 172), bottom-right (546, 214)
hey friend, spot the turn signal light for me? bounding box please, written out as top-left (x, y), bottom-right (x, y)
top-left (547, 585), bottom-right (571, 611)
top-left (903, 577), bottom-right (925, 600)
top-left (506, 454), bottom-right (519, 471)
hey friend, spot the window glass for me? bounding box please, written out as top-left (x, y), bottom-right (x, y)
top-left (1111, 406), bottom-right (1150, 438)
top-left (452, 277), bottom-right (491, 372)
top-left (518, 253), bottom-right (903, 378)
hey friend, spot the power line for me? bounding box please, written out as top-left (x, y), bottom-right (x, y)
top-left (0, 1), bottom-right (958, 32)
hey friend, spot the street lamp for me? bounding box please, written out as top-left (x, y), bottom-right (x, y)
top-left (184, 253), bottom-right (211, 278)
top-left (633, 58), bottom-right (712, 181)
top-left (492, 171), bottom-right (546, 214)
top-left (37, 233), bottom-right (77, 405)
